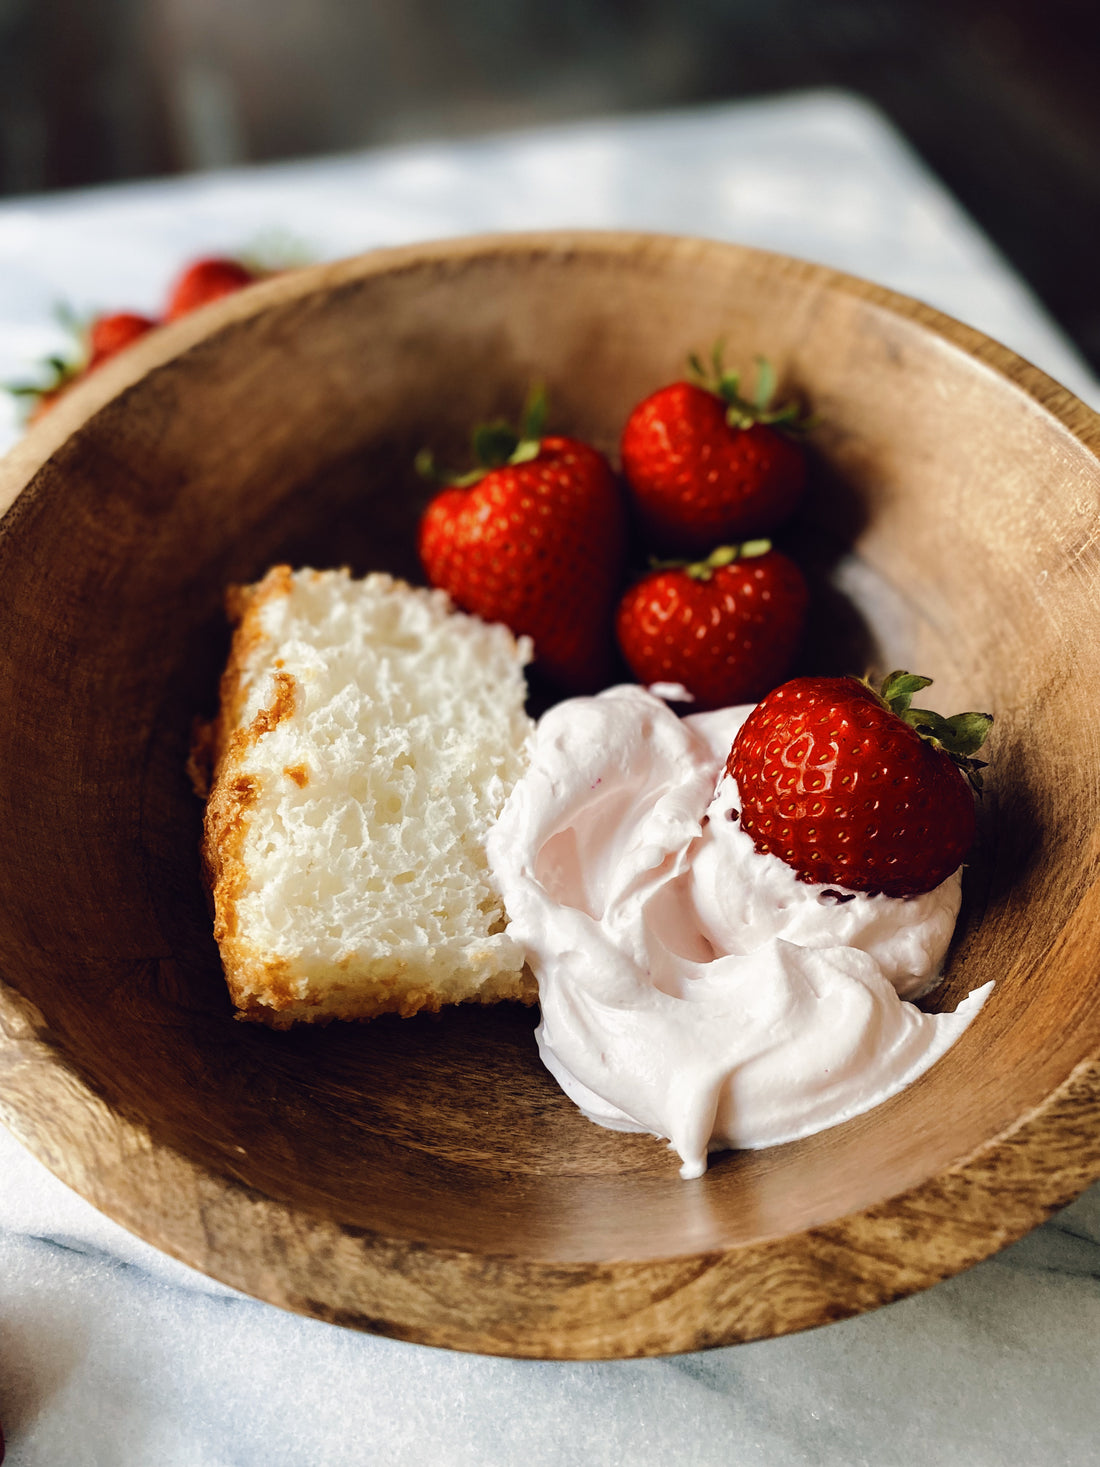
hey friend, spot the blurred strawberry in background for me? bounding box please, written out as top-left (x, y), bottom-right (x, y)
top-left (9, 252), bottom-right (279, 424)
top-left (86, 311), bottom-right (158, 368)
top-left (163, 256), bottom-right (264, 319)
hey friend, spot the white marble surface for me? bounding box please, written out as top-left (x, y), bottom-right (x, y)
top-left (1, 89), bottom-right (1099, 1465)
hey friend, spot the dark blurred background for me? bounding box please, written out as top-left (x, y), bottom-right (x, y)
top-left (2, 0), bottom-right (1098, 367)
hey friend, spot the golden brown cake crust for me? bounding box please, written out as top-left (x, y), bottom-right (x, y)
top-left (196, 565), bottom-right (300, 1010)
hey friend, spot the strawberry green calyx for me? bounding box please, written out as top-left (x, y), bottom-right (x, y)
top-left (6, 353), bottom-right (80, 404)
top-left (5, 302), bottom-right (87, 415)
top-left (650, 540), bottom-right (772, 582)
top-left (869, 669), bottom-right (994, 790)
top-left (416, 382), bottom-right (548, 488)
top-left (688, 342), bottom-right (815, 436)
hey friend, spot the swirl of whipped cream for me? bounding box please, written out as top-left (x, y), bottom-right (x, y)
top-left (486, 685), bottom-right (991, 1178)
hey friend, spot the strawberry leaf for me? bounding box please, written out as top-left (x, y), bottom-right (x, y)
top-left (472, 421), bottom-right (521, 468)
top-left (414, 447), bottom-right (439, 483)
top-left (873, 670), bottom-right (993, 787)
top-left (418, 383), bottom-right (550, 490)
top-left (700, 545), bottom-right (739, 573)
top-left (941, 711), bottom-right (995, 756)
top-left (901, 703), bottom-right (992, 759)
top-left (880, 670), bottom-right (934, 715)
top-left (752, 356), bottom-right (776, 411)
top-left (521, 382), bottom-right (548, 441)
top-left (653, 540), bottom-right (773, 582)
top-left (54, 299), bottom-right (86, 335)
top-left (904, 707), bottom-right (952, 741)
top-left (451, 468), bottom-right (485, 487)
top-left (689, 340), bottom-right (814, 438)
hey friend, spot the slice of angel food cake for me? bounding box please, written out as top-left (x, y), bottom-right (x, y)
top-left (194, 566), bottom-right (536, 1027)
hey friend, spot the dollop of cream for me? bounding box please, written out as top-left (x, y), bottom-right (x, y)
top-left (486, 685), bottom-right (992, 1178)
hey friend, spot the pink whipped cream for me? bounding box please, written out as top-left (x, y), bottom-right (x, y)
top-left (486, 684), bottom-right (992, 1178)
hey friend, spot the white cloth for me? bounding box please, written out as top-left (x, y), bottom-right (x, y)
top-left (2, 89), bottom-right (1099, 1467)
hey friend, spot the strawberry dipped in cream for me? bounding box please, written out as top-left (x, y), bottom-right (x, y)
top-left (486, 676), bottom-right (994, 1179)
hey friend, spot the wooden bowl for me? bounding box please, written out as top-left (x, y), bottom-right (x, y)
top-left (1, 232), bottom-right (1099, 1360)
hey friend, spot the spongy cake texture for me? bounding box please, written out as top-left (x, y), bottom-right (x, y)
top-left (200, 565), bottom-right (536, 1026)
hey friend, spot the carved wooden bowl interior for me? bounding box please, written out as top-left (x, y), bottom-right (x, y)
top-left (1, 233), bottom-right (1099, 1359)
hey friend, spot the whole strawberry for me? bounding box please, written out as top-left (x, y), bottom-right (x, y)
top-left (621, 350), bottom-right (810, 555)
top-left (11, 308), bottom-right (158, 423)
top-left (417, 391), bottom-right (626, 692)
top-left (164, 257), bottom-right (259, 320)
top-left (86, 310), bottom-right (157, 369)
top-left (728, 672), bottom-right (993, 897)
top-left (616, 541), bottom-right (807, 711)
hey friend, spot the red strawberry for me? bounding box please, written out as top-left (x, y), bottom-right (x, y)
top-left (728, 671), bottom-right (993, 897)
top-left (86, 311), bottom-right (157, 370)
top-left (164, 257), bottom-right (259, 320)
top-left (417, 393), bottom-right (625, 692)
top-left (11, 308), bottom-right (158, 423)
top-left (621, 351), bottom-right (811, 555)
top-left (616, 541), bottom-right (808, 711)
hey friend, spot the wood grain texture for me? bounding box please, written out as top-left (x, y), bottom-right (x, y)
top-left (1, 232), bottom-right (1100, 1358)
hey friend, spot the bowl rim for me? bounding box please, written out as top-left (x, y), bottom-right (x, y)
top-left (2, 228), bottom-right (1100, 1359)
